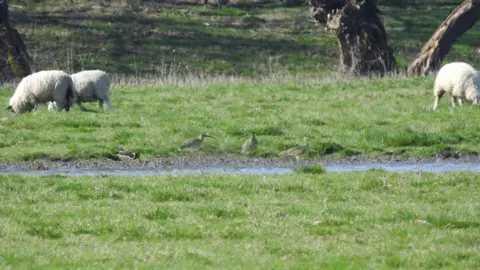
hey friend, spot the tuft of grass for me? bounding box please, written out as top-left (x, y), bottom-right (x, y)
top-left (1, 171), bottom-right (480, 268)
top-left (294, 164), bottom-right (326, 174)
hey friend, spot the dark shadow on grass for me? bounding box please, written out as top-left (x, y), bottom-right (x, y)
top-left (382, 2), bottom-right (480, 54)
top-left (11, 9), bottom-right (321, 75)
top-left (13, 1), bottom-right (478, 76)
top-left (378, 0), bottom-right (460, 8)
top-left (145, 0), bottom-right (280, 9)
top-left (78, 106), bottom-right (99, 113)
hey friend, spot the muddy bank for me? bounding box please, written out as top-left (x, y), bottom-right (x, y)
top-left (1, 154), bottom-right (480, 171)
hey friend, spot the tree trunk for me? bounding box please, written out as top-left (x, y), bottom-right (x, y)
top-left (0, 0), bottom-right (32, 83)
top-left (407, 0), bottom-right (480, 77)
top-left (309, 0), bottom-right (397, 76)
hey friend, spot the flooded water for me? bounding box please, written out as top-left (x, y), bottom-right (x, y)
top-left (2, 161), bottom-right (480, 176)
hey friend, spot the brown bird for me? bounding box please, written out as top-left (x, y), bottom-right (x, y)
top-left (180, 133), bottom-right (217, 150)
top-left (279, 137), bottom-right (309, 161)
top-left (107, 146), bottom-right (140, 161)
top-left (240, 132), bottom-right (258, 155)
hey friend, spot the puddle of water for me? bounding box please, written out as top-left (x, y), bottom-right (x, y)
top-left (0, 166), bottom-right (293, 176)
top-left (2, 162), bottom-right (480, 176)
top-left (325, 162), bottom-right (480, 173)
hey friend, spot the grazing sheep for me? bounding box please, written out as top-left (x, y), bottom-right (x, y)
top-left (433, 62), bottom-right (480, 110)
top-left (6, 70), bottom-right (75, 114)
top-left (50, 70), bottom-right (113, 112)
top-left (73, 70), bottom-right (113, 112)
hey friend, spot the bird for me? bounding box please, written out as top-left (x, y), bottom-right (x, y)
top-left (107, 147), bottom-right (140, 161)
top-left (117, 150), bottom-right (140, 160)
top-left (278, 137), bottom-right (309, 161)
top-left (240, 132), bottom-right (258, 155)
top-left (180, 133), bottom-right (217, 150)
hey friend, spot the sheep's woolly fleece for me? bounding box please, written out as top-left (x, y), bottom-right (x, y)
top-left (50, 70), bottom-right (113, 112)
top-left (433, 62), bottom-right (480, 110)
top-left (73, 69), bottom-right (112, 111)
top-left (8, 70), bottom-right (75, 114)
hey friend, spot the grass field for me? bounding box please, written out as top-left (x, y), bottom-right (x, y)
top-left (1, 171), bottom-right (480, 268)
top-left (3, 1), bottom-right (480, 268)
top-left (4, 75), bottom-right (480, 162)
top-left (2, 0), bottom-right (480, 162)
top-left (8, 0), bottom-right (480, 77)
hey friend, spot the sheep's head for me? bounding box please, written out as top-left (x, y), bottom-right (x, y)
top-left (6, 100), bottom-right (34, 114)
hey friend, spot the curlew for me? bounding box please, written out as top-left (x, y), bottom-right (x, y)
top-left (240, 132), bottom-right (258, 155)
top-left (180, 133), bottom-right (217, 150)
top-left (278, 137), bottom-right (309, 161)
top-left (107, 146), bottom-right (140, 161)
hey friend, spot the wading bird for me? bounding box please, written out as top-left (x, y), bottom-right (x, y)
top-left (240, 132), bottom-right (258, 155)
top-left (278, 137), bottom-right (309, 161)
top-left (180, 133), bottom-right (217, 150)
top-left (107, 146), bottom-right (140, 161)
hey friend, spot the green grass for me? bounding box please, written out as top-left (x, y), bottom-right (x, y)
top-left (1, 171), bottom-right (480, 268)
top-left (3, 75), bottom-right (480, 162)
top-left (294, 164), bottom-right (326, 174)
top-left (8, 0), bottom-right (480, 77)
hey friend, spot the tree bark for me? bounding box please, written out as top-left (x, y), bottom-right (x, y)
top-left (309, 0), bottom-right (397, 76)
top-left (0, 0), bottom-right (32, 83)
top-left (407, 0), bottom-right (480, 77)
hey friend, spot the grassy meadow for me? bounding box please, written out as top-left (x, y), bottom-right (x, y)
top-left (1, 171), bottom-right (480, 268)
top-left (1, 0), bottom-right (479, 162)
top-left (2, 1), bottom-right (480, 268)
top-left (3, 75), bottom-right (480, 162)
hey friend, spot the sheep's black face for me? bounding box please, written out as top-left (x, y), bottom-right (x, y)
top-left (6, 105), bottom-right (14, 113)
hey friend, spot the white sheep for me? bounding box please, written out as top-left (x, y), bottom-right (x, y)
top-left (6, 70), bottom-right (75, 114)
top-left (433, 62), bottom-right (480, 110)
top-left (49, 70), bottom-right (113, 112)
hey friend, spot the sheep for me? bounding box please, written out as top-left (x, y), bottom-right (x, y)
top-left (48, 70), bottom-right (113, 112)
top-left (6, 70), bottom-right (75, 114)
top-left (433, 62), bottom-right (480, 110)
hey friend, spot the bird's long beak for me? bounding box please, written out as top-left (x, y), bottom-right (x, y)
top-left (205, 135), bottom-right (218, 140)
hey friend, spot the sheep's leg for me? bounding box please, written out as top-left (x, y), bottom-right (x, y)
top-left (433, 89), bottom-right (445, 111)
top-left (458, 97), bottom-right (463, 106)
top-left (98, 100), bottom-right (104, 109)
top-left (78, 104), bottom-right (89, 112)
top-left (473, 98), bottom-right (478, 105)
top-left (451, 97), bottom-right (457, 107)
top-left (47, 102), bottom-right (55, 112)
top-left (105, 99), bottom-right (113, 112)
top-left (56, 102), bottom-right (70, 112)
top-left (433, 96), bottom-right (440, 110)
top-left (75, 101), bottom-right (88, 112)
top-left (33, 103), bottom-right (38, 112)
